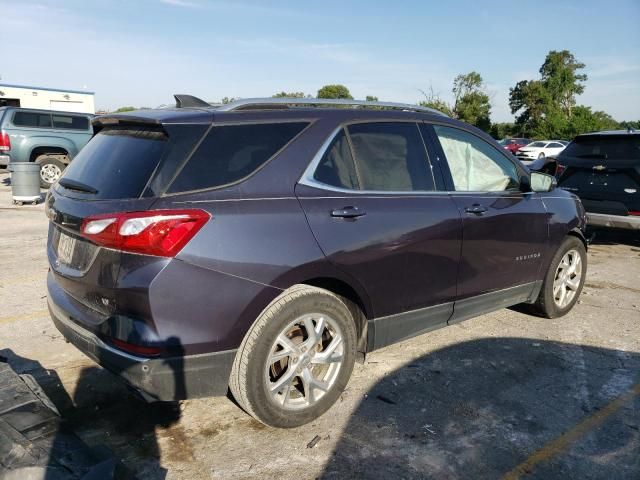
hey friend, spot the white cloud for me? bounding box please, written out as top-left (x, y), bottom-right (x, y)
top-left (159, 0), bottom-right (200, 7)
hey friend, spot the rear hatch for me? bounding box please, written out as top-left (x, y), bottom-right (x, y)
top-left (557, 134), bottom-right (640, 216)
top-left (47, 116), bottom-right (209, 337)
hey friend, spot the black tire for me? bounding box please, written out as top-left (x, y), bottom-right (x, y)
top-left (530, 236), bottom-right (587, 318)
top-left (36, 156), bottom-right (66, 189)
top-left (229, 284), bottom-right (357, 428)
top-left (538, 152), bottom-right (545, 159)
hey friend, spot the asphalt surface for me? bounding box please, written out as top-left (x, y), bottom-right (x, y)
top-left (0, 171), bottom-right (638, 479)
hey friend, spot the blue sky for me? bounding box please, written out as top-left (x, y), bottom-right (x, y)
top-left (2, 0), bottom-right (639, 121)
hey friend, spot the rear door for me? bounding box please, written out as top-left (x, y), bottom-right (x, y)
top-left (297, 121), bottom-right (462, 347)
top-left (557, 135), bottom-right (640, 216)
top-left (428, 123), bottom-right (548, 321)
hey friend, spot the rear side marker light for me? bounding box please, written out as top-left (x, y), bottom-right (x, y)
top-left (81, 209), bottom-right (210, 257)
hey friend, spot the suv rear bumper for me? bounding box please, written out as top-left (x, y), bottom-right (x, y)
top-left (48, 295), bottom-right (236, 402)
top-left (0, 154), bottom-right (10, 167)
top-left (587, 212), bottom-right (640, 230)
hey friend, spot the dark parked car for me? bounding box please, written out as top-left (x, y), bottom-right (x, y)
top-left (498, 137), bottom-right (532, 154)
top-left (46, 97), bottom-right (588, 428)
top-left (532, 130), bottom-right (639, 230)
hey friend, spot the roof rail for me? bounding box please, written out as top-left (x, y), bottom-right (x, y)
top-left (217, 97), bottom-right (449, 116)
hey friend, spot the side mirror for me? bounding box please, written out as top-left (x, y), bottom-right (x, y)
top-left (530, 171), bottom-right (557, 192)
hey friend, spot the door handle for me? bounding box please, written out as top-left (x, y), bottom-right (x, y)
top-left (331, 206), bottom-right (366, 219)
top-left (464, 204), bottom-right (488, 215)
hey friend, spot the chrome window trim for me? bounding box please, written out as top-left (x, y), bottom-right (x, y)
top-left (299, 122), bottom-right (444, 195)
top-left (298, 124), bottom-right (533, 196)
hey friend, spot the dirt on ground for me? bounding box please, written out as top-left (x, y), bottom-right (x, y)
top-left (0, 171), bottom-right (638, 479)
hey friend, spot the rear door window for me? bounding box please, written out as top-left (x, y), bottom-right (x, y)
top-left (52, 114), bottom-right (90, 130)
top-left (13, 111), bottom-right (52, 128)
top-left (167, 122), bottom-right (308, 193)
top-left (60, 127), bottom-right (168, 199)
top-left (313, 129), bottom-right (359, 190)
top-left (346, 122), bottom-right (434, 191)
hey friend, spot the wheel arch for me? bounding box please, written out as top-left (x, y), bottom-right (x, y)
top-left (30, 146), bottom-right (70, 163)
top-left (300, 276), bottom-right (372, 355)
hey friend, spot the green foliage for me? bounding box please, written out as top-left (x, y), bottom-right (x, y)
top-left (365, 95), bottom-right (379, 102)
top-left (220, 97), bottom-right (236, 104)
top-left (272, 91), bottom-right (307, 98)
top-left (418, 74), bottom-right (491, 131)
top-left (452, 71), bottom-right (492, 132)
top-left (317, 84), bottom-right (353, 99)
top-left (619, 120), bottom-right (640, 131)
top-left (114, 106), bottom-right (135, 112)
top-left (490, 122), bottom-right (519, 140)
top-left (565, 106), bottom-right (618, 138)
top-left (509, 50), bottom-right (598, 139)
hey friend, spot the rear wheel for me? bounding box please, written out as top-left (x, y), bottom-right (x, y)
top-left (530, 236), bottom-right (586, 318)
top-left (36, 155), bottom-right (67, 188)
top-left (229, 285), bottom-right (357, 428)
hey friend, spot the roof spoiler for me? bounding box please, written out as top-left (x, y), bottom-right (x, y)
top-left (174, 94), bottom-right (211, 108)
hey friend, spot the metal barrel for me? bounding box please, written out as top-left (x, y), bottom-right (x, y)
top-left (9, 162), bottom-right (41, 203)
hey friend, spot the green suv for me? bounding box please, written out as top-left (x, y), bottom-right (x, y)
top-left (0, 107), bottom-right (93, 188)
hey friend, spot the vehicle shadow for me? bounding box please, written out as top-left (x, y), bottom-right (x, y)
top-left (321, 337), bottom-right (640, 479)
top-left (0, 337), bottom-right (186, 479)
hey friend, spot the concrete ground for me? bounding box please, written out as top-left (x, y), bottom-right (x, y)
top-left (0, 170), bottom-right (638, 479)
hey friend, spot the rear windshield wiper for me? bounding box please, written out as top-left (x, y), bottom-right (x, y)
top-left (58, 178), bottom-right (99, 194)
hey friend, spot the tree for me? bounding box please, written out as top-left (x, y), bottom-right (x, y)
top-left (317, 84), bottom-right (353, 99)
top-left (417, 86), bottom-right (455, 117)
top-left (452, 72), bottom-right (491, 131)
top-left (565, 106), bottom-right (618, 138)
top-left (114, 106), bottom-right (135, 112)
top-left (272, 91), bottom-right (307, 98)
top-left (539, 50), bottom-right (587, 118)
top-left (365, 95), bottom-right (378, 102)
top-left (509, 50), bottom-right (589, 138)
top-left (220, 97), bottom-right (236, 104)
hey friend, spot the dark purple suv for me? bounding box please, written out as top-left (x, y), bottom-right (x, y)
top-left (46, 97), bottom-right (588, 428)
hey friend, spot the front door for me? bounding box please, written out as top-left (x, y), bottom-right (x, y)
top-left (297, 121), bottom-right (462, 347)
top-left (428, 124), bottom-right (548, 321)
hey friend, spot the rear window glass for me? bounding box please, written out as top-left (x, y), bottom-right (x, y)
top-left (529, 141), bottom-right (546, 147)
top-left (52, 114), bottom-right (90, 130)
top-left (561, 136), bottom-right (640, 160)
top-left (13, 111), bottom-right (52, 128)
top-left (167, 122), bottom-right (308, 193)
top-left (60, 127), bottom-right (168, 199)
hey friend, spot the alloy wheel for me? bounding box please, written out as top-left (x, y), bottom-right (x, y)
top-left (265, 313), bottom-right (344, 410)
top-left (553, 249), bottom-right (583, 308)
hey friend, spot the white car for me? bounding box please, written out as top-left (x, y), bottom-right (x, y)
top-left (516, 140), bottom-right (566, 163)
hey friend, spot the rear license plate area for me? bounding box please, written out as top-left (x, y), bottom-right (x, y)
top-left (57, 232), bottom-right (77, 265)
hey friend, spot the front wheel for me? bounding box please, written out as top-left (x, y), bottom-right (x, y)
top-left (530, 236), bottom-right (587, 318)
top-left (229, 285), bottom-right (357, 428)
top-left (538, 152), bottom-right (546, 159)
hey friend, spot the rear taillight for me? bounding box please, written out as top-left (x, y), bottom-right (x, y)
top-left (0, 132), bottom-right (10, 152)
top-left (555, 164), bottom-right (566, 177)
top-left (629, 211), bottom-right (640, 216)
top-left (81, 209), bottom-right (210, 257)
